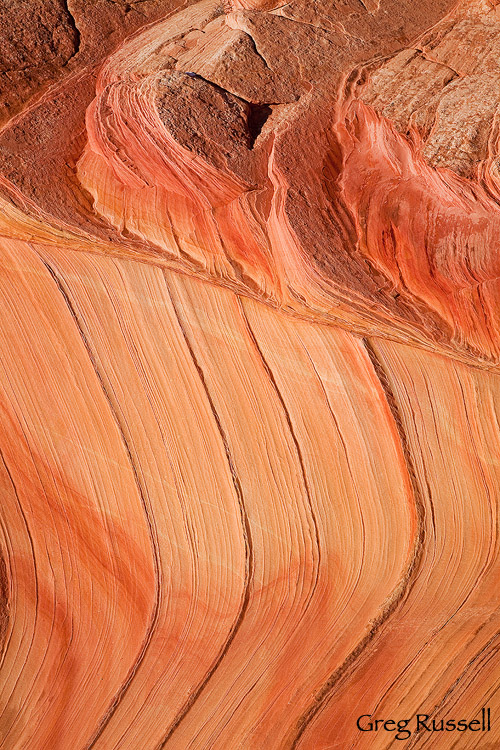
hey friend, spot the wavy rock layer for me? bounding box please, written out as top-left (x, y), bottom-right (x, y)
top-left (1, 0), bottom-right (500, 748)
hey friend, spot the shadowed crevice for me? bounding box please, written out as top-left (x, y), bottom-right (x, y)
top-left (247, 102), bottom-right (272, 147)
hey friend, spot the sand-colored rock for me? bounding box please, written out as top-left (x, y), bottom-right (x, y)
top-left (0, 0), bottom-right (500, 747)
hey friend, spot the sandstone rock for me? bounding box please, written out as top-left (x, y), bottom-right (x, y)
top-left (0, 0), bottom-right (499, 748)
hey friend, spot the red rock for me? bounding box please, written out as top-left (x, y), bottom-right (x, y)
top-left (0, 0), bottom-right (499, 748)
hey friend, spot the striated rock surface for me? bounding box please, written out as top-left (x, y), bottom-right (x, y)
top-left (1, 0), bottom-right (500, 747)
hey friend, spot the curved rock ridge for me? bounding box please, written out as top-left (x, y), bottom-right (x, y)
top-left (77, 0), bottom-right (474, 356)
top-left (0, 0), bottom-right (500, 748)
top-left (4, 0), bottom-right (500, 365)
top-left (10, 0), bottom-right (499, 360)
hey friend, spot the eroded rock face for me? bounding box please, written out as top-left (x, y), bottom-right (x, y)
top-left (1, 0), bottom-right (500, 748)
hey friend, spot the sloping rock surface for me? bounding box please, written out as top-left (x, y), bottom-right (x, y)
top-left (0, 0), bottom-right (499, 748)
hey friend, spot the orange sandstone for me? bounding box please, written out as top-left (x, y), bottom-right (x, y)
top-left (0, 0), bottom-right (499, 748)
